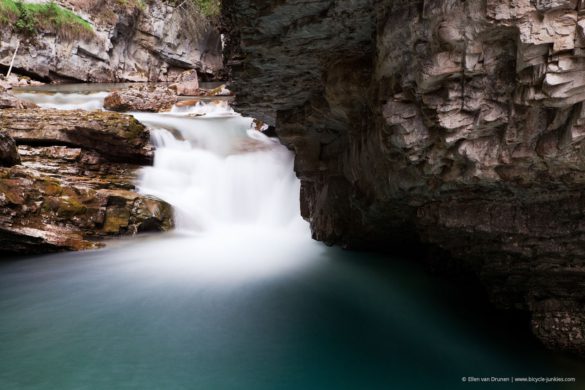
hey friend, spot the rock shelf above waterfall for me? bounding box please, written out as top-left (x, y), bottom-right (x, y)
top-left (0, 103), bottom-right (173, 254)
top-left (0, 109), bottom-right (154, 164)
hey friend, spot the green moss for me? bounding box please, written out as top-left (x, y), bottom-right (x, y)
top-left (0, 0), bottom-right (19, 25)
top-left (38, 179), bottom-right (63, 196)
top-left (56, 196), bottom-right (87, 218)
top-left (0, 0), bottom-right (94, 40)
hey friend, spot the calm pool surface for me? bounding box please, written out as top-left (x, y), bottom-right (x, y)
top-left (1, 232), bottom-right (583, 390)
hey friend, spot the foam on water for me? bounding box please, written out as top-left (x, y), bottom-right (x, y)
top-left (14, 92), bottom-right (108, 110)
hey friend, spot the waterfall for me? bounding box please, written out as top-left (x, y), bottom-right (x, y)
top-left (133, 108), bottom-right (304, 233)
top-left (15, 89), bottom-right (307, 237)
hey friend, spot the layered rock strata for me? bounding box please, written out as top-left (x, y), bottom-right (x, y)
top-left (224, 0), bottom-right (585, 354)
top-left (0, 109), bottom-right (153, 163)
top-left (0, 108), bottom-right (172, 254)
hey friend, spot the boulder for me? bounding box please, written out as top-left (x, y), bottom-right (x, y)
top-left (104, 84), bottom-right (178, 112)
top-left (0, 88), bottom-right (38, 109)
top-left (170, 70), bottom-right (200, 96)
top-left (0, 106), bottom-right (174, 254)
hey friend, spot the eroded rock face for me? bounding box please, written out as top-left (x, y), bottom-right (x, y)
top-left (0, 0), bottom-right (222, 82)
top-left (0, 163), bottom-right (173, 254)
top-left (224, 0), bottom-right (585, 354)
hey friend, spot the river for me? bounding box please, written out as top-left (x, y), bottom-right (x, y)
top-left (0, 87), bottom-right (583, 389)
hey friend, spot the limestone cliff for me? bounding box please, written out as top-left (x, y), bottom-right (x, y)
top-left (224, 0), bottom-right (585, 355)
top-left (0, 0), bottom-right (222, 82)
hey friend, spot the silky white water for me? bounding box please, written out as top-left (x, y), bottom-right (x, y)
top-left (134, 109), bottom-right (304, 233)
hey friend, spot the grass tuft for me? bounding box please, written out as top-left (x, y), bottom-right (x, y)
top-left (193, 0), bottom-right (219, 17)
top-left (0, 0), bottom-right (19, 25)
top-left (0, 0), bottom-right (94, 41)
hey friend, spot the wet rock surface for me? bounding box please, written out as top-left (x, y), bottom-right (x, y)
top-left (0, 108), bottom-right (173, 254)
top-left (0, 87), bottom-right (38, 110)
top-left (224, 0), bottom-right (585, 354)
top-left (0, 164), bottom-right (173, 254)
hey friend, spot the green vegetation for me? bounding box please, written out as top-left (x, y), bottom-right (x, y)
top-left (115, 0), bottom-right (145, 12)
top-left (193, 0), bottom-right (219, 17)
top-left (163, 0), bottom-right (220, 18)
top-left (0, 0), bottom-right (19, 25)
top-left (0, 0), bottom-right (93, 40)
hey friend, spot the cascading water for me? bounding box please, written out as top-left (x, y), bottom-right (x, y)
top-left (134, 109), bottom-right (304, 233)
top-left (15, 88), bottom-right (307, 235)
top-left (2, 88), bottom-right (583, 390)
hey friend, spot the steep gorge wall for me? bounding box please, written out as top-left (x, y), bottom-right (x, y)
top-left (224, 0), bottom-right (585, 355)
top-left (0, 0), bottom-right (222, 82)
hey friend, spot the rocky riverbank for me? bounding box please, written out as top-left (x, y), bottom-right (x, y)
top-left (0, 90), bottom-right (173, 254)
top-left (223, 0), bottom-right (585, 355)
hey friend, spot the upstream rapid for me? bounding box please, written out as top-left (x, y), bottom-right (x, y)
top-left (0, 87), bottom-right (583, 389)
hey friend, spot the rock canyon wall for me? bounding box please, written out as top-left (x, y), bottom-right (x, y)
top-left (0, 0), bottom-right (222, 82)
top-left (224, 0), bottom-right (585, 355)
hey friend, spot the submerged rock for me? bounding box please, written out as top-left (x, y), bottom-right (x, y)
top-left (104, 85), bottom-right (177, 112)
top-left (224, 0), bottom-right (585, 355)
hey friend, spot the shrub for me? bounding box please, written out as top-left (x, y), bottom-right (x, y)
top-left (193, 0), bottom-right (219, 17)
top-left (165, 0), bottom-right (219, 40)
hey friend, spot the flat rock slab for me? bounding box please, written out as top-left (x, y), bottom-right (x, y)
top-left (0, 109), bottom-right (153, 164)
